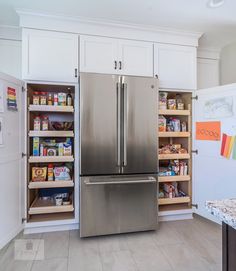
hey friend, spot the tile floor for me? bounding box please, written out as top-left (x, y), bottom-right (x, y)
top-left (0, 215), bottom-right (222, 271)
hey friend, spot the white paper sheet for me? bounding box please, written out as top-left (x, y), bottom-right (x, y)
top-left (204, 97), bottom-right (233, 119)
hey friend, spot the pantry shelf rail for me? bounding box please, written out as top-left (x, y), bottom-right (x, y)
top-left (158, 175), bottom-right (191, 183)
top-left (28, 180), bottom-right (74, 189)
top-left (159, 109), bottom-right (190, 116)
top-left (28, 131), bottom-right (74, 137)
top-left (158, 196), bottom-right (191, 205)
top-left (28, 156), bottom-right (74, 163)
top-left (159, 132), bottom-right (190, 137)
top-left (29, 105), bottom-right (74, 112)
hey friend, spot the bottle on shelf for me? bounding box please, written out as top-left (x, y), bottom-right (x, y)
top-left (67, 93), bottom-right (72, 106)
top-left (48, 164), bottom-right (54, 181)
top-left (48, 93), bottom-right (53, 105)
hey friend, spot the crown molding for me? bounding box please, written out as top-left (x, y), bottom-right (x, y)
top-left (0, 25), bottom-right (21, 41)
top-left (197, 46), bottom-right (221, 60)
top-left (16, 9), bottom-right (202, 47)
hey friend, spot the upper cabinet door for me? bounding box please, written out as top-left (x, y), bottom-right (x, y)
top-left (80, 35), bottom-right (118, 74)
top-left (154, 43), bottom-right (197, 90)
top-left (118, 40), bottom-right (153, 77)
top-left (22, 29), bottom-right (79, 82)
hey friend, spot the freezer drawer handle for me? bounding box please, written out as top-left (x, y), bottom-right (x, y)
top-left (84, 178), bottom-right (156, 185)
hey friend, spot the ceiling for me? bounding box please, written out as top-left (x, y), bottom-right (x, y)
top-left (0, 0), bottom-right (236, 49)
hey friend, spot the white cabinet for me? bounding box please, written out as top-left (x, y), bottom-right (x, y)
top-left (118, 39), bottom-right (153, 77)
top-left (80, 35), bottom-right (153, 77)
top-left (22, 29), bottom-right (79, 82)
top-left (154, 43), bottom-right (197, 90)
top-left (80, 35), bottom-right (118, 74)
top-left (197, 58), bottom-right (219, 89)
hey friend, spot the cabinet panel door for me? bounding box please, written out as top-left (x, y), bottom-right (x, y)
top-left (119, 40), bottom-right (153, 77)
top-left (80, 35), bottom-right (118, 74)
top-left (154, 44), bottom-right (197, 90)
top-left (22, 29), bottom-right (78, 82)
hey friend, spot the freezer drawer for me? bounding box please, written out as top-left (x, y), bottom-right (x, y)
top-left (80, 175), bottom-right (158, 237)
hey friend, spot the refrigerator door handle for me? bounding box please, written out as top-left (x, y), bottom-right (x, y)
top-left (84, 177), bottom-right (156, 185)
top-left (123, 82), bottom-right (128, 166)
top-left (117, 81), bottom-right (121, 167)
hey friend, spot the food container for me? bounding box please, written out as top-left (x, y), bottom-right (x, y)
top-left (54, 93), bottom-right (58, 106)
top-left (33, 92), bottom-right (40, 105)
top-left (40, 92), bottom-right (47, 105)
top-left (33, 116), bottom-right (41, 131)
top-left (42, 116), bottom-right (49, 131)
top-left (167, 99), bottom-right (176, 110)
top-left (47, 148), bottom-right (57, 156)
top-left (158, 115), bottom-right (166, 132)
top-left (48, 93), bottom-right (53, 105)
top-left (58, 93), bottom-right (67, 106)
top-left (55, 196), bottom-right (63, 206)
top-left (159, 92), bottom-right (168, 110)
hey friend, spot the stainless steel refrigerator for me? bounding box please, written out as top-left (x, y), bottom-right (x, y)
top-left (79, 73), bottom-right (158, 237)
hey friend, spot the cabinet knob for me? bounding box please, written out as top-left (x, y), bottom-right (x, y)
top-left (114, 61), bottom-right (117, 70)
top-left (119, 61), bottom-right (122, 70)
top-left (75, 68), bottom-right (78, 78)
top-left (155, 74), bottom-right (159, 79)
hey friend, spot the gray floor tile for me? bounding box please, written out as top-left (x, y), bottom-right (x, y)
top-left (69, 230), bottom-right (99, 257)
top-left (131, 246), bottom-right (173, 271)
top-left (68, 252), bottom-right (103, 271)
top-left (41, 231), bottom-right (69, 259)
top-left (97, 234), bottom-right (129, 253)
top-left (125, 231), bottom-right (157, 252)
top-left (101, 250), bottom-right (137, 271)
top-left (161, 243), bottom-right (213, 271)
top-left (31, 258), bottom-right (68, 271)
top-left (0, 241), bottom-right (33, 271)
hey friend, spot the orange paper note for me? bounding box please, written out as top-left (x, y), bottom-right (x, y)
top-left (196, 121), bottom-right (221, 141)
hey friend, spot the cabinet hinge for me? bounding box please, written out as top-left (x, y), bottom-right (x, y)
top-left (155, 74), bottom-right (159, 79)
top-left (191, 203), bottom-right (198, 209)
top-left (22, 218), bottom-right (27, 224)
top-left (22, 86), bottom-right (26, 92)
top-left (22, 152), bottom-right (27, 158)
top-left (191, 150), bottom-right (198, 155)
top-left (191, 95), bottom-right (198, 100)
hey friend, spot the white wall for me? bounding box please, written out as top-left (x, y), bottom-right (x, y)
top-left (0, 26), bottom-right (22, 79)
top-left (220, 42), bottom-right (236, 85)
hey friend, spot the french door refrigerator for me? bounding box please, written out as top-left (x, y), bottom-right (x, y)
top-left (80, 73), bottom-right (158, 237)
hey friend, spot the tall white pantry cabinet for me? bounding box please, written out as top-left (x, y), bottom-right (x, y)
top-left (2, 14), bottom-right (230, 249)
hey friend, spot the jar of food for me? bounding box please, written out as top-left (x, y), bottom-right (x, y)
top-left (48, 93), bottom-right (53, 105)
top-left (40, 92), bottom-right (47, 105)
top-left (33, 92), bottom-right (40, 105)
top-left (42, 116), bottom-right (49, 131)
top-left (58, 93), bottom-right (67, 106)
top-left (54, 93), bottom-right (58, 106)
top-left (34, 116), bottom-right (41, 131)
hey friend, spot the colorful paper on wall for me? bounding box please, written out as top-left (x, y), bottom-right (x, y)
top-left (196, 121), bottom-right (221, 141)
top-left (227, 136), bottom-right (235, 159)
top-left (232, 140), bottom-right (236, 160)
top-left (221, 133), bottom-right (227, 156)
top-left (7, 87), bottom-right (17, 111)
top-left (220, 134), bottom-right (236, 159)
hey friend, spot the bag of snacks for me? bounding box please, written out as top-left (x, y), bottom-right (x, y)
top-left (32, 167), bottom-right (47, 182)
top-left (158, 115), bottom-right (166, 132)
top-left (159, 92), bottom-right (168, 110)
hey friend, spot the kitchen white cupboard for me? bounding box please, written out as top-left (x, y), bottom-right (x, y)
top-left (80, 35), bottom-right (153, 77)
top-left (197, 58), bottom-right (219, 89)
top-left (22, 29), bottom-right (79, 83)
top-left (154, 43), bottom-right (197, 90)
top-left (0, 73), bottom-right (25, 249)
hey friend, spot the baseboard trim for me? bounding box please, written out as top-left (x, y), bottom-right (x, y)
top-left (24, 223), bottom-right (79, 234)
